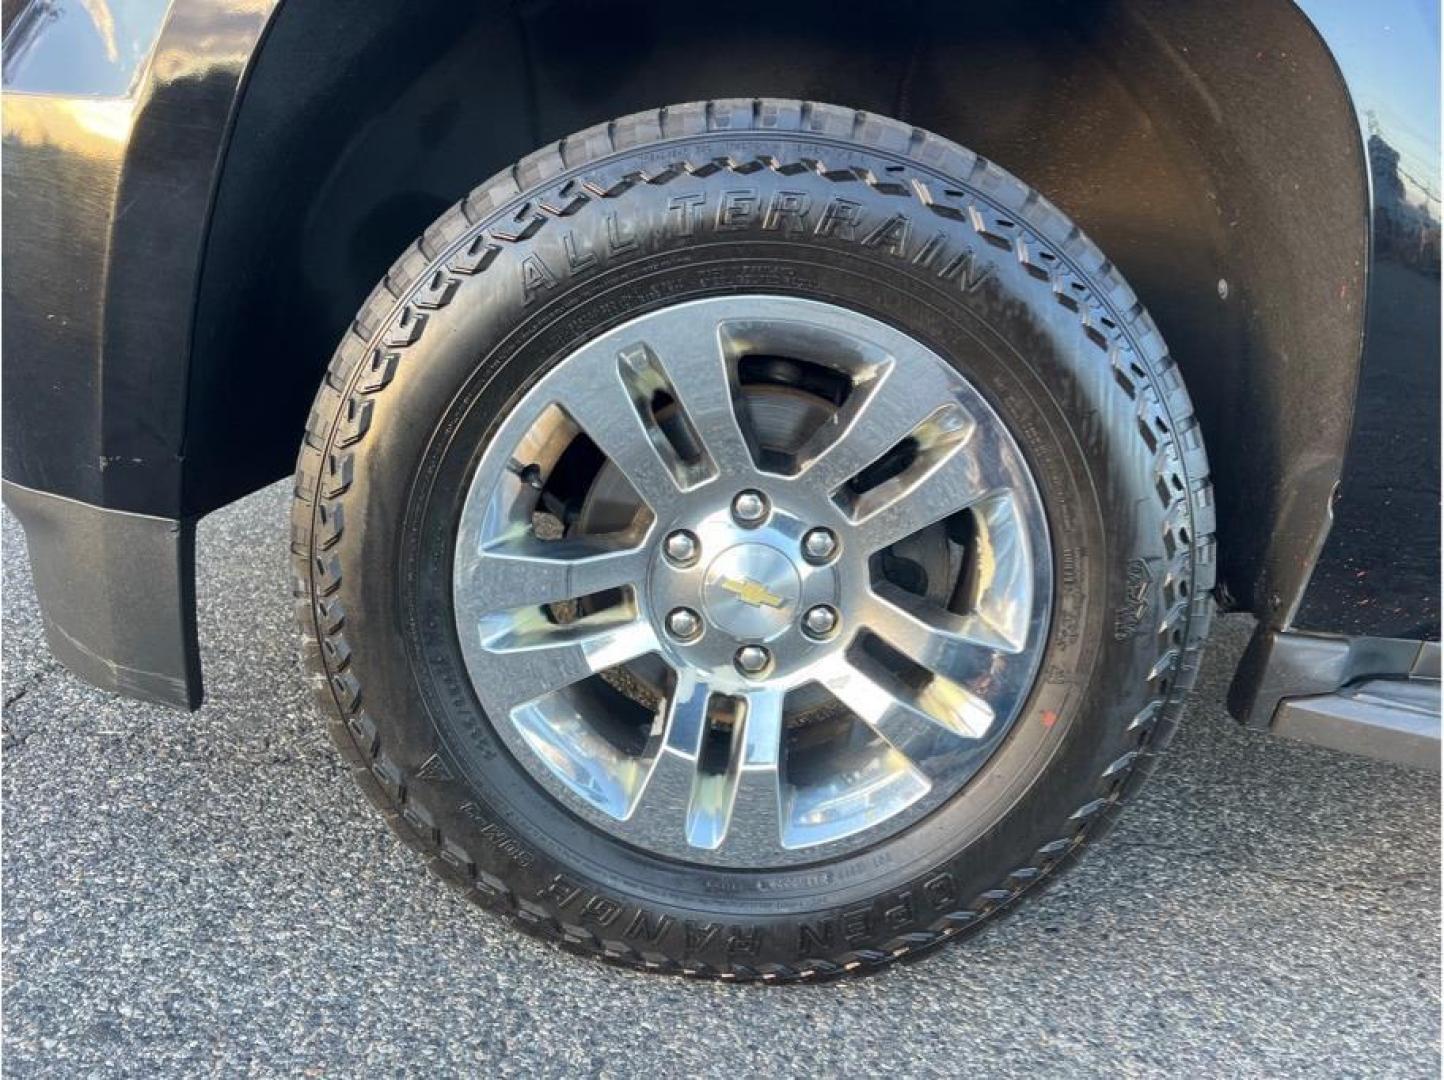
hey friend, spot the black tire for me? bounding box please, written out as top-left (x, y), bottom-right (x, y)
top-left (292, 99), bottom-right (1215, 982)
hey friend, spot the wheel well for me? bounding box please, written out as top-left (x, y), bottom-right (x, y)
top-left (186, 0), bottom-right (1366, 620)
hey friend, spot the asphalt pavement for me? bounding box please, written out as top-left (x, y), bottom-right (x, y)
top-left (2, 481), bottom-right (1439, 1077)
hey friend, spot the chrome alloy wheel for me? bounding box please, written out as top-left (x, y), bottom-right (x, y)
top-left (453, 295), bottom-right (1051, 867)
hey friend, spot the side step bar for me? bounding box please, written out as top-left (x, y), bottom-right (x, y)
top-left (1229, 628), bottom-right (1440, 771)
top-left (1272, 678), bottom-right (1440, 771)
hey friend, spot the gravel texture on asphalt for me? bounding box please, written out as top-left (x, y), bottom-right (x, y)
top-left (3, 481), bottom-right (1439, 1078)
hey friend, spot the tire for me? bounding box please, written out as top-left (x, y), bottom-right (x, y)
top-left (292, 99), bottom-right (1215, 982)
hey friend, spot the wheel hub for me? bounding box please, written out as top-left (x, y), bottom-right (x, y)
top-left (702, 542), bottom-right (799, 640)
top-left (649, 503), bottom-right (846, 691)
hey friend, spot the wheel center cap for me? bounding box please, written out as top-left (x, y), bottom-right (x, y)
top-left (702, 543), bottom-right (800, 641)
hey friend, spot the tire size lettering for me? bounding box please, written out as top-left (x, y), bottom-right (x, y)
top-left (457, 803), bottom-right (535, 867)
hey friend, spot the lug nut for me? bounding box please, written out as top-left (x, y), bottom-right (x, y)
top-left (802, 605), bottom-right (840, 639)
top-left (666, 607), bottom-right (703, 641)
top-left (802, 527), bottom-right (838, 563)
top-left (735, 645), bottom-right (771, 676)
top-left (663, 530), bottom-right (699, 566)
top-left (731, 490), bottom-right (769, 526)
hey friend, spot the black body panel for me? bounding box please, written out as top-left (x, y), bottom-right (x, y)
top-left (1, 0), bottom-right (274, 517)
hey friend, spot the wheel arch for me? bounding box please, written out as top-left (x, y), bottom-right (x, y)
top-left (185, 0), bottom-right (1368, 626)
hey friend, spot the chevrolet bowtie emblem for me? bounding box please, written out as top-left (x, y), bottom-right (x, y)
top-left (718, 576), bottom-right (787, 609)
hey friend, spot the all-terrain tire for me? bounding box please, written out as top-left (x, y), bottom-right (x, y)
top-left (292, 99), bottom-right (1215, 982)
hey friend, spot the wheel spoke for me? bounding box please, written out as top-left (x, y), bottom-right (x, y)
top-left (618, 675), bottom-right (714, 849)
top-left (470, 611), bottom-right (659, 712)
top-left (691, 688), bottom-right (786, 854)
top-left (781, 740), bottom-right (929, 850)
top-left (967, 492), bottom-right (1037, 653)
top-left (850, 433), bottom-right (1011, 555)
top-left (815, 654), bottom-right (981, 777)
top-left (553, 369), bottom-right (685, 516)
top-left (864, 584), bottom-right (1022, 674)
top-left (458, 536), bottom-right (651, 615)
top-left (509, 690), bottom-right (657, 821)
top-left (631, 317), bottom-right (756, 477)
top-left (798, 357), bottom-right (961, 493)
